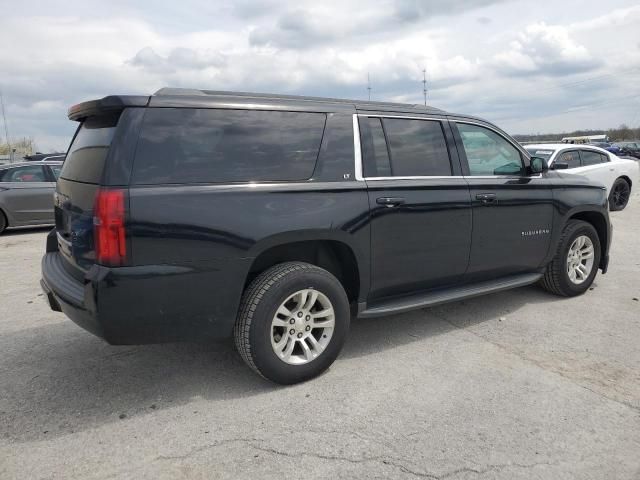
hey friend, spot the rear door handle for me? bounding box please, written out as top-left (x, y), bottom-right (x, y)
top-left (476, 193), bottom-right (497, 205)
top-left (376, 197), bottom-right (405, 207)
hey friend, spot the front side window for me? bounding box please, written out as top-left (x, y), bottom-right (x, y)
top-left (0, 165), bottom-right (47, 182)
top-left (381, 118), bottom-right (451, 176)
top-left (557, 151), bottom-right (581, 169)
top-left (581, 150), bottom-right (607, 166)
top-left (457, 123), bottom-right (523, 176)
top-left (132, 108), bottom-right (326, 184)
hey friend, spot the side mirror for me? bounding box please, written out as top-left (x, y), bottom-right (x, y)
top-left (529, 156), bottom-right (548, 174)
top-left (552, 161), bottom-right (569, 170)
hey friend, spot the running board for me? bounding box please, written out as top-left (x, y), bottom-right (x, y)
top-left (358, 273), bottom-right (543, 319)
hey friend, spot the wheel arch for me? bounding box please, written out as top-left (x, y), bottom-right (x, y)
top-left (617, 175), bottom-right (632, 187)
top-left (245, 231), bottom-right (365, 306)
top-left (567, 210), bottom-right (609, 270)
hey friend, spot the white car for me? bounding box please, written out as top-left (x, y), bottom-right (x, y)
top-left (525, 143), bottom-right (639, 211)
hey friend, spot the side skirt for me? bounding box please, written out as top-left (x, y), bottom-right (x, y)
top-left (358, 272), bottom-right (542, 319)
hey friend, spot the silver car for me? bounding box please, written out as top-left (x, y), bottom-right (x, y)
top-left (0, 161), bottom-right (62, 234)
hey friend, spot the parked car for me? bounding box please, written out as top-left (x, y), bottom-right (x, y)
top-left (613, 141), bottom-right (640, 159)
top-left (42, 89), bottom-right (613, 384)
top-left (524, 144), bottom-right (638, 211)
top-left (0, 161), bottom-right (62, 234)
top-left (589, 142), bottom-right (622, 155)
top-left (23, 152), bottom-right (66, 162)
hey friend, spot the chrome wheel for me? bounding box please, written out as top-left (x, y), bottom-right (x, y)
top-left (566, 235), bottom-right (595, 285)
top-left (270, 289), bottom-right (335, 365)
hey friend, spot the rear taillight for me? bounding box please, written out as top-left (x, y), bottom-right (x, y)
top-left (94, 189), bottom-right (127, 266)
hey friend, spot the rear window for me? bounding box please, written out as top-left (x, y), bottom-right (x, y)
top-left (59, 114), bottom-right (119, 184)
top-left (132, 108), bottom-right (327, 184)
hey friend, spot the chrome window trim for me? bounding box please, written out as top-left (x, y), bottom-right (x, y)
top-left (353, 114), bottom-right (364, 181)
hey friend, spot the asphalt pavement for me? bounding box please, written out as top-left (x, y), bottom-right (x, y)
top-left (1, 192), bottom-right (639, 479)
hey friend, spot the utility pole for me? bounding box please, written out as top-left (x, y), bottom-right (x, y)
top-left (422, 69), bottom-right (427, 106)
top-left (0, 89), bottom-right (10, 161)
top-left (367, 73), bottom-right (372, 101)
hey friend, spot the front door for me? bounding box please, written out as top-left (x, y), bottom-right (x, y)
top-left (451, 121), bottom-right (554, 281)
top-left (359, 114), bottom-right (472, 301)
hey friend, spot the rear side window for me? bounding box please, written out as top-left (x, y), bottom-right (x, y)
top-left (60, 114), bottom-right (119, 184)
top-left (580, 150), bottom-right (608, 166)
top-left (382, 118), bottom-right (451, 176)
top-left (132, 108), bottom-right (326, 184)
top-left (360, 117), bottom-right (391, 177)
top-left (557, 151), bottom-right (580, 169)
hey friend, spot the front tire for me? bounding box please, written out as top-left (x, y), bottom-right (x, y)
top-left (540, 220), bottom-right (601, 297)
top-left (609, 178), bottom-right (631, 211)
top-left (234, 262), bottom-right (350, 384)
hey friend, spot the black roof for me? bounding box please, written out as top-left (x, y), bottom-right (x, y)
top-left (68, 87), bottom-right (447, 120)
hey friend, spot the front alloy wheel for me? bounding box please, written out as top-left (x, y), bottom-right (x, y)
top-left (566, 235), bottom-right (595, 285)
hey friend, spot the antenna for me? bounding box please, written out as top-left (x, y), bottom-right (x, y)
top-left (422, 69), bottom-right (427, 106)
top-left (367, 72), bottom-right (372, 101)
top-left (0, 89), bottom-right (9, 154)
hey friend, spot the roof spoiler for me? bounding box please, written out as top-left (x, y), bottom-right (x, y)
top-left (68, 95), bottom-right (150, 121)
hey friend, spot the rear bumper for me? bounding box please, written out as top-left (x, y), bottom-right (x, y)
top-left (41, 251), bottom-right (251, 344)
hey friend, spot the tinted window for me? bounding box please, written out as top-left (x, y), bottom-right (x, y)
top-left (457, 123), bottom-right (523, 176)
top-left (557, 151), bottom-right (581, 169)
top-left (60, 114), bottom-right (119, 184)
top-left (132, 108), bottom-right (326, 184)
top-left (381, 118), bottom-right (451, 176)
top-left (361, 117), bottom-right (391, 177)
top-left (581, 150), bottom-right (607, 166)
top-left (0, 165), bottom-right (47, 182)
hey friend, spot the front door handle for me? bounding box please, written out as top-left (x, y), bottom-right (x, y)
top-left (376, 197), bottom-right (405, 207)
top-left (476, 193), bottom-right (497, 205)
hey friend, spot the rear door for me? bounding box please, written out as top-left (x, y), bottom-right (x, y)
top-left (55, 113), bottom-right (120, 272)
top-left (0, 165), bottom-right (55, 224)
top-left (575, 149), bottom-right (615, 191)
top-left (359, 114), bottom-right (472, 301)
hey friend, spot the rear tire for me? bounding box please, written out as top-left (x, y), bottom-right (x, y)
top-left (540, 220), bottom-right (601, 297)
top-left (609, 178), bottom-right (631, 211)
top-left (234, 262), bottom-right (350, 385)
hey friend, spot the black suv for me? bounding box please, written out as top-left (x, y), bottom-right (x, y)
top-left (41, 88), bottom-right (612, 384)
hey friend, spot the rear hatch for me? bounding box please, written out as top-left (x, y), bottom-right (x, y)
top-left (55, 113), bottom-right (121, 276)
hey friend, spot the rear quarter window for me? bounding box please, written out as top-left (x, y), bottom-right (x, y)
top-left (132, 108), bottom-right (327, 184)
top-left (60, 114), bottom-right (120, 184)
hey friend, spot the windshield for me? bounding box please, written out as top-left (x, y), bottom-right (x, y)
top-left (524, 147), bottom-right (555, 162)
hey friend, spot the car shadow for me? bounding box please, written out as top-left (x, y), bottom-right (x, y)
top-left (1, 284), bottom-right (568, 443)
top-left (1, 225), bottom-right (52, 237)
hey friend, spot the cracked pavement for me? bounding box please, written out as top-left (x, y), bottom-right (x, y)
top-left (1, 192), bottom-right (640, 479)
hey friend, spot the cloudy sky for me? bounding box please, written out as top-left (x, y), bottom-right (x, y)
top-left (1, 0), bottom-right (639, 151)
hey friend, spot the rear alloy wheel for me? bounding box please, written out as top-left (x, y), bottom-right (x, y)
top-left (609, 178), bottom-right (631, 211)
top-left (234, 262), bottom-right (350, 384)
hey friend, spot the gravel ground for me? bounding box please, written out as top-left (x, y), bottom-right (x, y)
top-left (1, 192), bottom-right (639, 480)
